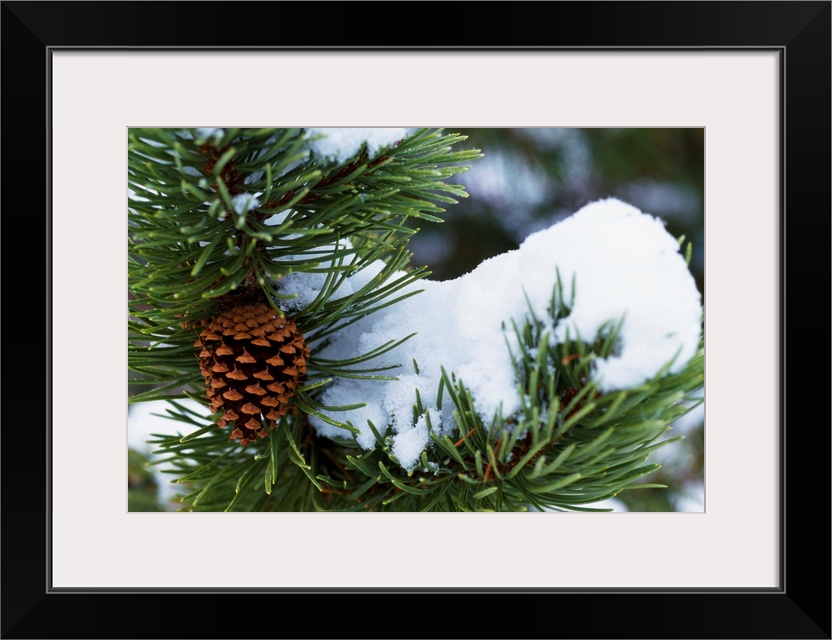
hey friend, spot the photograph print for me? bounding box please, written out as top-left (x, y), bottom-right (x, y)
top-left (128, 127), bottom-right (704, 513)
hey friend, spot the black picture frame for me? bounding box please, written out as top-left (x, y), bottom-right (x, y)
top-left (3, 2), bottom-right (829, 638)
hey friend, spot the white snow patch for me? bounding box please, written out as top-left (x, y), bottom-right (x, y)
top-left (671, 401), bottom-right (704, 435)
top-left (391, 415), bottom-right (431, 470)
top-left (673, 481), bottom-right (704, 512)
top-left (271, 238), bottom-right (390, 312)
top-left (245, 170), bottom-right (265, 185)
top-left (128, 188), bottom-right (150, 202)
top-left (541, 199), bottom-right (702, 390)
top-left (263, 210), bottom-right (292, 227)
top-left (277, 271), bottom-right (332, 311)
top-left (196, 127), bottom-right (224, 142)
top-left (300, 198), bottom-right (702, 471)
top-left (531, 497), bottom-right (629, 513)
top-left (128, 399), bottom-right (204, 507)
top-left (231, 192), bottom-right (260, 215)
top-left (305, 127), bottom-right (408, 164)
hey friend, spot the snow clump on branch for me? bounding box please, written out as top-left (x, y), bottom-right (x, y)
top-left (288, 198), bottom-right (703, 471)
top-left (304, 127), bottom-right (408, 164)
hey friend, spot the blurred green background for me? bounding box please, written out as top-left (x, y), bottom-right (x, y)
top-left (129, 127), bottom-right (704, 512)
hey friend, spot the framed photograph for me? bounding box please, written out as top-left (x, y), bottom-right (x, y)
top-left (127, 124), bottom-right (707, 519)
top-left (4, 2), bottom-right (829, 638)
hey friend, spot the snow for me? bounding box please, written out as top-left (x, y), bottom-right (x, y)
top-left (182, 165), bottom-right (202, 177)
top-left (303, 198), bottom-right (703, 471)
top-left (539, 199), bottom-right (702, 390)
top-left (127, 188), bottom-right (149, 202)
top-left (532, 496), bottom-right (630, 513)
top-left (230, 192), bottom-right (260, 215)
top-left (128, 399), bottom-right (203, 507)
top-left (271, 238), bottom-right (389, 312)
top-left (670, 401), bottom-right (704, 435)
top-left (263, 209), bottom-right (292, 227)
top-left (195, 127), bottom-right (224, 143)
top-left (673, 481), bottom-right (705, 512)
top-left (304, 127), bottom-right (408, 164)
top-left (277, 271), bottom-right (332, 311)
top-left (245, 170), bottom-right (265, 184)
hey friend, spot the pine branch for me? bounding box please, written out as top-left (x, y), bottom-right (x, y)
top-left (129, 127), bottom-right (703, 513)
top-left (144, 279), bottom-right (703, 513)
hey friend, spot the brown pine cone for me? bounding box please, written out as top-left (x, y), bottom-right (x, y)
top-left (194, 303), bottom-right (309, 446)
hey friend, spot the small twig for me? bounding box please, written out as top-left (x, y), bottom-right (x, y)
top-left (561, 353), bottom-right (580, 365)
top-left (454, 427), bottom-right (477, 447)
top-left (483, 441), bottom-right (501, 483)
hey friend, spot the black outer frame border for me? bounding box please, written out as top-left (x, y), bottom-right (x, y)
top-left (1, 2), bottom-right (829, 639)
